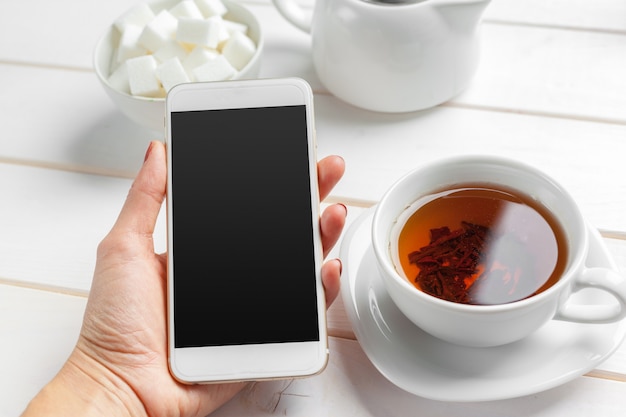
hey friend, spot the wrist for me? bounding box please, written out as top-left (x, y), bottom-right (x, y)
top-left (21, 348), bottom-right (146, 417)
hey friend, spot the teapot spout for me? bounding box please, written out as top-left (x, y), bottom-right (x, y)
top-left (434, 0), bottom-right (491, 34)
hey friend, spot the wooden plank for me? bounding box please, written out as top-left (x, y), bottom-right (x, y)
top-left (214, 338), bottom-right (626, 417)
top-left (2, 284), bottom-right (625, 417)
top-left (0, 0), bottom-right (146, 68)
top-left (258, 3), bottom-right (626, 124)
top-left (457, 23), bottom-right (626, 124)
top-left (2, 63), bottom-right (626, 233)
top-left (0, 171), bottom-right (340, 292)
top-left (291, 0), bottom-right (626, 31)
top-left (0, 163), bottom-right (167, 292)
top-left (313, 94), bottom-right (626, 233)
top-left (595, 238), bottom-right (626, 375)
top-left (0, 64), bottom-right (158, 178)
top-left (485, 0), bottom-right (626, 32)
top-left (289, 0), bottom-right (626, 32)
top-left (3, 2), bottom-right (626, 124)
top-left (0, 285), bottom-right (86, 417)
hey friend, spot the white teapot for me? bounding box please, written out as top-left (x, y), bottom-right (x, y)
top-left (271, 0), bottom-right (491, 113)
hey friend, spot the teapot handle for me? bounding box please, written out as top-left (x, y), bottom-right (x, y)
top-left (271, 0), bottom-right (313, 33)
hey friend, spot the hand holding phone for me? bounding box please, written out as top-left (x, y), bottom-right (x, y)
top-left (165, 78), bottom-right (328, 383)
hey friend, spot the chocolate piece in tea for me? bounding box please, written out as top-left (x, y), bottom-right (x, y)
top-left (396, 185), bottom-right (568, 305)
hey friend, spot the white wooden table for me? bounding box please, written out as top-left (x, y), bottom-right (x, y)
top-left (2, 0), bottom-right (626, 415)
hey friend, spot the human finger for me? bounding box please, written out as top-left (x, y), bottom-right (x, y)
top-left (112, 141), bottom-right (167, 237)
top-left (318, 155), bottom-right (345, 202)
top-left (322, 258), bottom-right (342, 307)
top-left (320, 203), bottom-right (347, 259)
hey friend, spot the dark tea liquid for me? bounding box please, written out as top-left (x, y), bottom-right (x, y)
top-left (395, 184), bottom-right (568, 305)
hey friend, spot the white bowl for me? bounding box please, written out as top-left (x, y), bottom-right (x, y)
top-left (94, 0), bottom-right (264, 131)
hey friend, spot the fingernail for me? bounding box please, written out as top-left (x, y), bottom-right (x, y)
top-left (144, 141), bottom-right (154, 163)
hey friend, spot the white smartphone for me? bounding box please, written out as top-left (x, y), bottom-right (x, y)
top-left (165, 77), bottom-right (328, 384)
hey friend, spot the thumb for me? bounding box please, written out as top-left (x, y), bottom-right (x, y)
top-left (112, 141), bottom-right (167, 237)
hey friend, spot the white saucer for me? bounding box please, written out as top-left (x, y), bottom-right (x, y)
top-left (339, 206), bottom-right (626, 402)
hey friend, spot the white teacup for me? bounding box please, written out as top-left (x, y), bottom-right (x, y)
top-left (371, 155), bottom-right (626, 347)
top-left (271, 0), bottom-right (491, 113)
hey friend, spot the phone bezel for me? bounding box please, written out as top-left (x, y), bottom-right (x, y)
top-left (164, 78), bottom-right (328, 383)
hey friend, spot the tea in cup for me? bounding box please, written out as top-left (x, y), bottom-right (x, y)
top-left (371, 155), bottom-right (626, 347)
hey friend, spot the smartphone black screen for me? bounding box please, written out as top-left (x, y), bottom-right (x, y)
top-left (170, 105), bottom-right (321, 348)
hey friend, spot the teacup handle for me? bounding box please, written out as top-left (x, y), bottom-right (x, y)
top-left (555, 267), bottom-right (626, 323)
top-left (271, 0), bottom-right (312, 33)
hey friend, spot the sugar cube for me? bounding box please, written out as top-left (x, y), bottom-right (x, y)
top-left (195, 0), bottom-right (228, 18)
top-left (107, 64), bottom-right (130, 95)
top-left (209, 15), bottom-right (230, 45)
top-left (182, 45), bottom-right (219, 74)
top-left (169, 0), bottom-right (204, 19)
top-left (113, 3), bottom-right (155, 33)
top-left (223, 19), bottom-right (248, 37)
top-left (221, 31), bottom-right (256, 71)
top-left (127, 55), bottom-right (163, 98)
top-left (153, 40), bottom-right (189, 63)
top-left (192, 55), bottom-right (237, 81)
top-left (156, 57), bottom-right (191, 92)
top-left (138, 9), bottom-right (178, 52)
top-left (176, 17), bottom-right (222, 49)
top-left (117, 24), bottom-right (148, 64)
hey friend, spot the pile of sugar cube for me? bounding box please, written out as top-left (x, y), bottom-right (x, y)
top-left (107, 0), bottom-right (257, 98)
